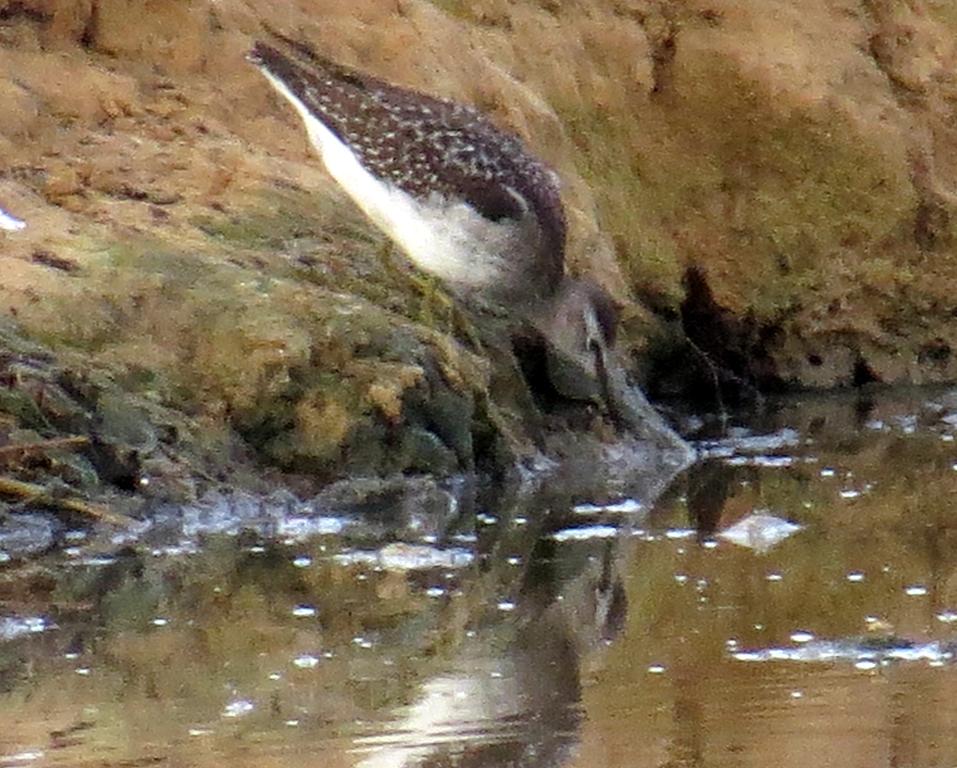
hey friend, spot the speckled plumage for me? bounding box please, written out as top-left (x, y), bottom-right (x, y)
top-left (249, 38), bottom-right (567, 297)
top-left (247, 36), bottom-right (687, 443)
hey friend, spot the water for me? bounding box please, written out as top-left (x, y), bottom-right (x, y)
top-left (3, 389), bottom-right (957, 767)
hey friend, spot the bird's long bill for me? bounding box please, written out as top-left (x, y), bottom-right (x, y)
top-left (591, 343), bottom-right (691, 455)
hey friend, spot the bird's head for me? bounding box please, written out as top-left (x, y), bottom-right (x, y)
top-left (534, 278), bottom-right (676, 443)
top-left (535, 278), bottom-right (619, 406)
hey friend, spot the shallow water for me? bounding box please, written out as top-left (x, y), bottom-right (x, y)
top-left (3, 389), bottom-right (957, 768)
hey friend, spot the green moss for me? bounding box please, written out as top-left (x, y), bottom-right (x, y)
top-left (5, 183), bottom-right (536, 481)
top-left (397, 427), bottom-right (458, 474)
top-left (0, 388), bottom-right (51, 432)
top-left (247, 373), bottom-right (359, 471)
top-left (190, 189), bottom-right (344, 250)
top-left (426, 0), bottom-right (474, 21)
top-left (557, 102), bottom-right (690, 306)
top-left (558, 54), bottom-right (915, 322)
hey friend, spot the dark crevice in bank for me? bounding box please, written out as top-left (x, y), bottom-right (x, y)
top-left (0, 2), bottom-right (49, 23)
top-left (641, 266), bottom-right (914, 408)
top-left (645, 266), bottom-right (783, 408)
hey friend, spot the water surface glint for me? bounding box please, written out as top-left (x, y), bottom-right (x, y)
top-left (3, 389), bottom-right (957, 768)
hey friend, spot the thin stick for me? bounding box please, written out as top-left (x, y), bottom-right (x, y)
top-left (0, 476), bottom-right (135, 527)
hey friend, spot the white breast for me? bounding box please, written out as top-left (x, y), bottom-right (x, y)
top-left (259, 70), bottom-right (536, 293)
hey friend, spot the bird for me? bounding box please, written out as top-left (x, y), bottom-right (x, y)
top-left (247, 34), bottom-right (683, 446)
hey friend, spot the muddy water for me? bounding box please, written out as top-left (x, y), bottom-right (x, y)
top-left (3, 389), bottom-right (957, 768)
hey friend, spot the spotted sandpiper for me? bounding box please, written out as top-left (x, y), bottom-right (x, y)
top-left (248, 35), bottom-right (681, 445)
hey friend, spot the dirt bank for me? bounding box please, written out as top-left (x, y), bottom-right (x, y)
top-left (1, 0), bottom-right (955, 498)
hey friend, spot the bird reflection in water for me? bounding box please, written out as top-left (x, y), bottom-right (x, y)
top-left (354, 526), bottom-right (629, 768)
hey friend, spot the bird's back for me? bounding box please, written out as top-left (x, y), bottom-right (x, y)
top-left (249, 38), bottom-right (567, 300)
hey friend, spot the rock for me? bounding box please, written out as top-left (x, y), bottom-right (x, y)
top-left (0, 512), bottom-right (59, 557)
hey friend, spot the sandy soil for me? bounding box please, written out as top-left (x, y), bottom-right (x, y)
top-left (1, 0), bottom-right (957, 487)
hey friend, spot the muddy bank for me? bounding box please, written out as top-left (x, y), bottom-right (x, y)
top-left (2, 0), bottom-right (956, 498)
top-left (0, 0), bottom-right (695, 506)
top-left (0, 310), bottom-right (690, 555)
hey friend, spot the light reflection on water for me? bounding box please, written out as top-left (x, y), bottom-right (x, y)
top-left (2, 389), bottom-right (957, 767)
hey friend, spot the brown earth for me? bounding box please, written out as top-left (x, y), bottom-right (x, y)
top-left (1, 0), bottom-right (956, 491)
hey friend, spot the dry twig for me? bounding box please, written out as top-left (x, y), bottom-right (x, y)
top-left (0, 476), bottom-right (134, 527)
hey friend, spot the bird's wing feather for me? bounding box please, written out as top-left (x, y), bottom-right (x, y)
top-left (250, 37), bottom-right (567, 291)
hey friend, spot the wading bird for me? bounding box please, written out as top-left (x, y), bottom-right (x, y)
top-left (248, 35), bottom-right (680, 445)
